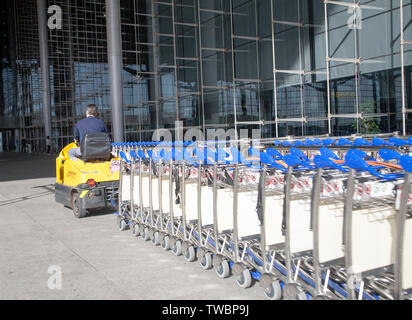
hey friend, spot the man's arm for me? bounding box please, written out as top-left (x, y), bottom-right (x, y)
top-left (74, 124), bottom-right (80, 144)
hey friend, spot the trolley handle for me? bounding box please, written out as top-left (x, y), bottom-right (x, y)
top-left (388, 137), bottom-right (409, 147)
top-left (400, 155), bottom-right (412, 173)
top-left (119, 151), bottom-right (131, 164)
top-left (378, 149), bottom-right (401, 161)
top-left (313, 155), bottom-right (348, 172)
top-left (345, 152), bottom-right (403, 180)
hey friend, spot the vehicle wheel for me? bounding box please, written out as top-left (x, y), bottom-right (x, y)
top-left (132, 224), bottom-right (140, 237)
top-left (151, 231), bottom-right (160, 246)
top-left (236, 269), bottom-right (253, 289)
top-left (172, 240), bottom-right (182, 256)
top-left (142, 227), bottom-right (150, 241)
top-left (161, 235), bottom-right (171, 251)
top-left (72, 192), bottom-right (87, 219)
top-left (283, 283), bottom-right (306, 300)
top-left (200, 252), bottom-right (213, 270)
top-left (215, 260), bottom-right (230, 279)
top-left (184, 246), bottom-right (196, 262)
top-left (264, 281), bottom-right (282, 300)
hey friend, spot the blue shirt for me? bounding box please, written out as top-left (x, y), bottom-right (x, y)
top-left (74, 116), bottom-right (108, 143)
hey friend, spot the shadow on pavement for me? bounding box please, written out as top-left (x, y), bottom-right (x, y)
top-left (0, 152), bottom-right (56, 182)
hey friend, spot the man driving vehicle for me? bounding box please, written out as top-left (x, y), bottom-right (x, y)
top-left (68, 104), bottom-right (108, 160)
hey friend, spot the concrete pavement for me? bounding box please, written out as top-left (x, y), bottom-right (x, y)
top-left (0, 152), bottom-right (264, 300)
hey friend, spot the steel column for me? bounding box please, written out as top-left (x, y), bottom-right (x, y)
top-left (37, 0), bottom-right (52, 142)
top-left (106, 0), bottom-right (124, 142)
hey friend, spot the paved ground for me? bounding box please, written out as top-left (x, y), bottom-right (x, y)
top-left (0, 152), bottom-right (264, 300)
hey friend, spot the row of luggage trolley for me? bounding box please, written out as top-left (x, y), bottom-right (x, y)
top-left (110, 136), bottom-right (412, 300)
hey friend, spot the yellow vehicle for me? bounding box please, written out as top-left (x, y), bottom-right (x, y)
top-left (55, 133), bottom-right (120, 218)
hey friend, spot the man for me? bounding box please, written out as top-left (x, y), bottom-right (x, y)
top-left (68, 104), bottom-right (108, 160)
top-left (21, 137), bottom-right (27, 153)
top-left (46, 136), bottom-right (52, 154)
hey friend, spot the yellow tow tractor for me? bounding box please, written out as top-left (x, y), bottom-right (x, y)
top-left (55, 133), bottom-right (120, 218)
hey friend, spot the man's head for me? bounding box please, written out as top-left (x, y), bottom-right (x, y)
top-left (86, 104), bottom-right (98, 117)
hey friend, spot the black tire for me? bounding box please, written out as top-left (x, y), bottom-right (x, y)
top-left (215, 260), bottom-right (230, 279)
top-left (117, 216), bottom-right (128, 231)
top-left (172, 240), bottom-right (182, 256)
top-left (199, 252), bottom-right (213, 270)
top-left (236, 269), bottom-right (253, 289)
top-left (132, 223), bottom-right (140, 237)
top-left (161, 235), bottom-right (171, 251)
top-left (264, 281), bottom-right (282, 300)
top-left (184, 246), bottom-right (196, 262)
top-left (283, 283), bottom-right (307, 300)
top-left (72, 192), bottom-right (87, 219)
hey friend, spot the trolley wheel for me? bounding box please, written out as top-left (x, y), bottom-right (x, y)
top-left (117, 216), bottom-right (128, 232)
top-left (132, 224), bottom-right (140, 237)
top-left (283, 283), bottom-right (306, 300)
top-left (215, 260), bottom-right (230, 279)
top-left (313, 295), bottom-right (330, 300)
top-left (72, 192), bottom-right (87, 219)
top-left (199, 252), bottom-right (213, 270)
top-left (236, 269), bottom-right (253, 289)
top-left (151, 231), bottom-right (160, 246)
top-left (161, 235), bottom-right (171, 251)
top-left (172, 240), bottom-right (182, 256)
top-left (184, 246), bottom-right (196, 262)
top-left (264, 281), bottom-right (282, 300)
top-left (142, 227), bottom-right (150, 241)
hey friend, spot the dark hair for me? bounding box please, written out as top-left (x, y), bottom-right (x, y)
top-left (86, 104), bottom-right (98, 117)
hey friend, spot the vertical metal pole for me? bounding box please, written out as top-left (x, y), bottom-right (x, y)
top-left (271, 0), bottom-right (279, 138)
top-left (130, 157), bottom-right (135, 219)
top-left (394, 172), bottom-right (410, 300)
top-left (213, 162), bottom-right (219, 254)
top-left (284, 166), bottom-right (293, 282)
top-left (149, 158), bottom-right (153, 227)
top-left (353, 2), bottom-right (360, 134)
top-left (400, 0), bottom-right (406, 136)
top-left (229, 0), bottom-right (238, 140)
top-left (297, 0), bottom-right (305, 136)
top-left (344, 168), bottom-right (356, 300)
top-left (196, 0), bottom-right (206, 133)
top-left (118, 160), bottom-right (124, 218)
top-left (169, 160), bottom-right (175, 235)
top-left (159, 160), bottom-right (163, 231)
top-left (312, 168), bottom-right (323, 295)
top-left (37, 0), bottom-right (52, 142)
top-left (106, 0), bottom-right (124, 142)
top-left (324, 1), bottom-right (332, 135)
top-left (139, 158), bottom-right (143, 217)
top-left (182, 163), bottom-right (187, 241)
top-left (197, 162), bottom-right (203, 245)
top-left (150, 1), bottom-right (161, 135)
top-left (171, 0), bottom-right (180, 124)
top-left (260, 166), bottom-right (268, 272)
top-left (233, 164), bottom-right (239, 262)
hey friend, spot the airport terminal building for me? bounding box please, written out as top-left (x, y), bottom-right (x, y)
top-left (0, 0), bottom-right (411, 152)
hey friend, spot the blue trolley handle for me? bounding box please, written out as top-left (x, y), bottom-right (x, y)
top-left (345, 153), bottom-right (403, 180)
top-left (400, 155), bottom-right (412, 173)
top-left (313, 155), bottom-right (348, 172)
top-left (119, 151), bottom-right (131, 164)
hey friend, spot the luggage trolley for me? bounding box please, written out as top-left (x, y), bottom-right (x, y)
top-left (342, 149), bottom-right (406, 300)
top-left (229, 146), bottom-right (291, 299)
top-left (194, 145), bottom-right (223, 271)
top-left (117, 145), bottom-right (134, 231)
top-left (395, 155), bottom-right (412, 300)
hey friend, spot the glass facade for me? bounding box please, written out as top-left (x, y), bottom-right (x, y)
top-left (0, 0), bottom-right (411, 151)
